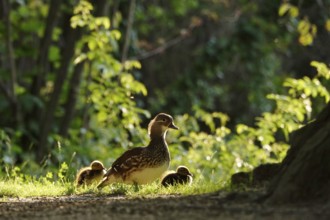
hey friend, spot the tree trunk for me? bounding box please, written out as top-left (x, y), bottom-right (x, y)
top-left (31, 0), bottom-right (62, 97)
top-left (266, 102), bottom-right (330, 204)
top-left (37, 19), bottom-right (81, 162)
top-left (18, 0), bottom-right (62, 156)
top-left (0, 0), bottom-right (20, 127)
top-left (59, 61), bottom-right (84, 137)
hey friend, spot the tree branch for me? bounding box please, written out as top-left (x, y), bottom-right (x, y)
top-left (131, 33), bottom-right (188, 61)
top-left (37, 22), bottom-right (82, 161)
top-left (129, 19), bottom-right (201, 61)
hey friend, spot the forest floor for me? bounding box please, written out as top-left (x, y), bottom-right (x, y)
top-left (0, 189), bottom-right (329, 220)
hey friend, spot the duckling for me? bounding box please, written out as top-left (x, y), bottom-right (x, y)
top-left (161, 165), bottom-right (193, 187)
top-left (76, 160), bottom-right (106, 187)
top-left (97, 113), bottom-right (178, 188)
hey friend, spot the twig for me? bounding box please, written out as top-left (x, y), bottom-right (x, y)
top-left (130, 32), bottom-right (189, 61)
top-left (121, 0), bottom-right (136, 64)
top-left (129, 18), bottom-right (202, 61)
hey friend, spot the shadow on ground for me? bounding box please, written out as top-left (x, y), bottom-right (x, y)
top-left (1, 190), bottom-right (329, 220)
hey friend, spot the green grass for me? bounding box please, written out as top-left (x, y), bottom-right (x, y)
top-left (97, 178), bottom-right (227, 198)
top-left (0, 179), bottom-right (74, 198)
top-left (0, 177), bottom-right (228, 199)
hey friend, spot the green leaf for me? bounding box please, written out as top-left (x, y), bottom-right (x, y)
top-left (236, 124), bottom-right (249, 134)
top-left (73, 53), bottom-right (87, 65)
top-left (111, 30), bottom-right (121, 40)
top-left (289, 6), bottom-right (299, 18)
top-left (278, 3), bottom-right (291, 16)
top-left (326, 19), bottom-right (330, 32)
top-left (298, 20), bottom-right (310, 34)
top-left (123, 60), bottom-right (142, 70)
top-left (311, 61), bottom-right (330, 79)
top-left (70, 15), bottom-right (83, 28)
top-left (97, 111), bottom-right (108, 122)
top-left (95, 17), bottom-right (110, 29)
top-left (48, 45), bottom-right (60, 62)
top-left (88, 39), bottom-right (97, 50)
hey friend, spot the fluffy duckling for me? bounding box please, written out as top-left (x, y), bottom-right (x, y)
top-left (97, 113), bottom-right (178, 188)
top-left (76, 160), bottom-right (106, 187)
top-left (161, 165), bottom-right (193, 187)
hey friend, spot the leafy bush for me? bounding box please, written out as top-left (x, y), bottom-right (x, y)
top-left (168, 61), bottom-right (329, 183)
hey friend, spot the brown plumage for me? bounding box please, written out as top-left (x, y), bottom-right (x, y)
top-left (97, 113), bottom-right (178, 189)
top-left (76, 160), bottom-right (106, 187)
top-left (161, 166), bottom-right (193, 187)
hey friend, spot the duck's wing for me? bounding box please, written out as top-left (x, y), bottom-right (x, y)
top-left (105, 147), bottom-right (145, 176)
top-left (76, 168), bottom-right (91, 186)
top-left (161, 173), bottom-right (178, 186)
top-left (161, 173), bottom-right (191, 186)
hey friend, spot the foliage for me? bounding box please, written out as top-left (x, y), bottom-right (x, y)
top-left (168, 61), bottom-right (329, 183)
top-left (0, 0), bottom-right (149, 172)
top-left (0, 0), bottom-right (329, 197)
top-left (278, 2), bottom-right (330, 46)
top-left (1, 59), bottom-right (329, 197)
top-left (132, 0), bottom-right (330, 126)
top-left (58, 0), bottom-right (150, 169)
top-left (135, 0), bottom-right (291, 123)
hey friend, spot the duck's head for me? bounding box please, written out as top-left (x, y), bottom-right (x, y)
top-left (148, 113), bottom-right (178, 138)
top-left (90, 160), bottom-right (105, 171)
top-left (176, 165), bottom-right (192, 176)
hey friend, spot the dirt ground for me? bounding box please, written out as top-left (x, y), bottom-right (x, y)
top-left (0, 190), bottom-right (329, 220)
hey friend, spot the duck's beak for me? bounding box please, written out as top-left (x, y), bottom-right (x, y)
top-left (169, 122), bottom-right (179, 130)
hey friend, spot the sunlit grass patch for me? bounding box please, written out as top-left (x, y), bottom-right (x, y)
top-left (0, 172), bottom-right (227, 198)
top-left (97, 177), bottom-right (228, 197)
top-left (0, 179), bottom-right (74, 198)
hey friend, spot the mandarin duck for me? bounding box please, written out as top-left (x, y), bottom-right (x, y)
top-left (97, 113), bottom-right (178, 188)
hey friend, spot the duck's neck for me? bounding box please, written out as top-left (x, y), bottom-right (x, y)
top-left (148, 131), bottom-right (168, 148)
top-left (148, 131), bottom-right (171, 164)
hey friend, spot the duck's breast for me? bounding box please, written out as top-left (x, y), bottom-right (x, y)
top-left (127, 163), bottom-right (169, 184)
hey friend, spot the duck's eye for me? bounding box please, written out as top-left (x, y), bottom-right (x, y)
top-left (162, 118), bottom-right (166, 122)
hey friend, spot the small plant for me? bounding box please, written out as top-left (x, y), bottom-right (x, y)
top-left (58, 162), bottom-right (69, 184)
